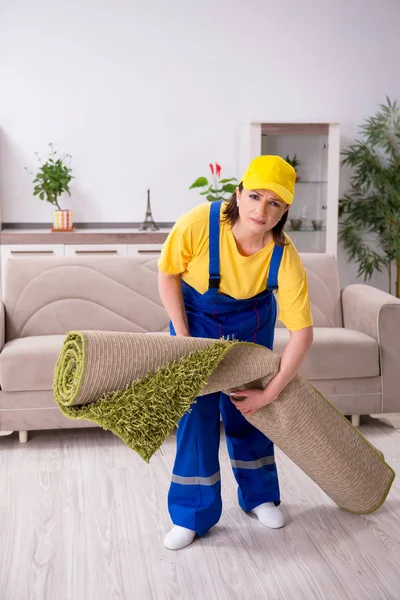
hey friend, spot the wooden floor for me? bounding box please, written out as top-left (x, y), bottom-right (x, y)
top-left (1, 417), bottom-right (399, 600)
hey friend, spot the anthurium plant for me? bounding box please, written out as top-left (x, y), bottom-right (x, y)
top-left (189, 163), bottom-right (237, 201)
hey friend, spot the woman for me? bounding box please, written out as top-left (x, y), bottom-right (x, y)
top-left (158, 155), bottom-right (313, 550)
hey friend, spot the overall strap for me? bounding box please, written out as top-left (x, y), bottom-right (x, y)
top-left (208, 201), bottom-right (222, 290)
top-left (267, 243), bottom-right (284, 291)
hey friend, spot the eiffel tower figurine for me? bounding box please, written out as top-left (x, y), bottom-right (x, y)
top-left (139, 189), bottom-right (159, 231)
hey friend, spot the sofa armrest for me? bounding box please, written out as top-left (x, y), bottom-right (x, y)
top-left (0, 301), bottom-right (4, 351)
top-left (341, 284), bottom-right (400, 413)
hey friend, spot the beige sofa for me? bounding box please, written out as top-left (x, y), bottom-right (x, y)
top-left (0, 253), bottom-right (399, 442)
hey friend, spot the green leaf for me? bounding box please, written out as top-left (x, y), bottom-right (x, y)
top-left (39, 192), bottom-right (45, 200)
top-left (207, 195), bottom-right (217, 202)
top-left (221, 184), bottom-right (236, 194)
top-left (189, 177), bottom-right (208, 189)
top-left (219, 178), bottom-right (237, 184)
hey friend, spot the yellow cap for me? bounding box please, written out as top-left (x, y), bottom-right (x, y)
top-left (241, 155), bottom-right (296, 205)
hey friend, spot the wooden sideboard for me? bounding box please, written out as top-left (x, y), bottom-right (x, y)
top-left (0, 227), bottom-right (171, 294)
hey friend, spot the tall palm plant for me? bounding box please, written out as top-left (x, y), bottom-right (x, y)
top-left (339, 97), bottom-right (400, 297)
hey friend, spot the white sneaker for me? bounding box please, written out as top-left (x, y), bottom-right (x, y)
top-left (164, 526), bottom-right (197, 550)
top-left (251, 503), bottom-right (285, 529)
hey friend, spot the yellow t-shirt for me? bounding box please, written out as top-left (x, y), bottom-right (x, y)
top-left (158, 203), bottom-right (313, 331)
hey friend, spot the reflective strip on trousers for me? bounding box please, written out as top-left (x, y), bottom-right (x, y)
top-left (230, 456), bottom-right (275, 470)
top-left (171, 471), bottom-right (221, 486)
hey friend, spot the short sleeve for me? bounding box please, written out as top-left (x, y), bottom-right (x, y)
top-left (276, 243), bottom-right (313, 331)
top-left (157, 215), bottom-right (193, 275)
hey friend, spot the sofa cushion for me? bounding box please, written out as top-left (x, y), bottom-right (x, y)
top-left (274, 327), bottom-right (380, 380)
top-left (3, 254), bottom-right (342, 342)
top-left (0, 327), bottom-right (380, 393)
top-left (4, 257), bottom-right (170, 341)
top-left (276, 253), bottom-right (343, 328)
top-left (0, 335), bottom-right (65, 392)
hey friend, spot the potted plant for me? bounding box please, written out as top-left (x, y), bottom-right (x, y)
top-left (26, 143), bottom-right (75, 231)
top-left (285, 154), bottom-right (301, 182)
top-left (189, 163), bottom-right (237, 201)
top-left (339, 97), bottom-right (400, 297)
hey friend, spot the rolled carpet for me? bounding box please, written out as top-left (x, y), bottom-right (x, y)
top-left (53, 331), bottom-right (395, 514)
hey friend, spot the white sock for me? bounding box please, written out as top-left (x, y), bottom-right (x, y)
top-left (251, 502), bottom-right (285, 529)
top-left (164, 525), bottom-right (196, 550)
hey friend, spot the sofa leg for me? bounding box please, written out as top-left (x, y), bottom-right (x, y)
top-left (19, 431), bottom-right (28, 443)
top-left (351, 415), bottom-right (360, 427)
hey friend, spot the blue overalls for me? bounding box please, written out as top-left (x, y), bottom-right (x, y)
top-left (168, 200), bottom-right (284, 537)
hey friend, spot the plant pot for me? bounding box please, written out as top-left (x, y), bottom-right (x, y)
top-left (290, 218), bottom-right (303, 231)
top-left (312, 219), bottom-right (324, 231)
top-left (52, 210), bottom-right (74, 231)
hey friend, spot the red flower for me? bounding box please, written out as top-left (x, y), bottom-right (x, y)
top-left (209, 163), bottom-right (215, 175)
top-left (216, 164), bottom-right (221, 179)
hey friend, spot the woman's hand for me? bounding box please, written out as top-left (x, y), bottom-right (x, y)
top-left (231, 327), bottom-right (314, 416)
top-left (230, 386), bottom-right (277, 416)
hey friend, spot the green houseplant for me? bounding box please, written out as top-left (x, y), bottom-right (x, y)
top-left (285, 154), bottom-right (301, 181)
top-left (339, 97), bottom-right (400, 297)
top-left (189, 163), bottom-right (237, 201)
top-left (26, 143), bottom-right (75, 230)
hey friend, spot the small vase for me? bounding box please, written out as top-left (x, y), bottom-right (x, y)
top-left (52, 209), bottom-right (74, 231)
top-left (290, 218), bottom-right (303, 231)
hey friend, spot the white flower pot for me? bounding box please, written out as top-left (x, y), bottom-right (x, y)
top-left (52, 210), bottom-right (74, 231)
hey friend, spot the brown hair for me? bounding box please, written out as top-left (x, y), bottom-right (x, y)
top-left (222, 182), bottom-right (289, 247)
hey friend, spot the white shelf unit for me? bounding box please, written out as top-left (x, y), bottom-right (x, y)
top-left (239, 122), bottom-right (340, 255)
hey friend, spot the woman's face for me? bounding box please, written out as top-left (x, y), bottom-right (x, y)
top-left (236, 187), bottom-right (289, 234)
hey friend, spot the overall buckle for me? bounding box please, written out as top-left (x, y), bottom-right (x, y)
top-left (208, 275), bottom-right (220, 289)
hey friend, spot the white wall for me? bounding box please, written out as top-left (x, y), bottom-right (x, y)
top-left (1, 0), bottom-right (399, 292)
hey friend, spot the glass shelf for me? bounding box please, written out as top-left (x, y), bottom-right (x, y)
top-left (296, 180), bottom-right (327, 184)
top-left (286, 227), bottom-right (326, 232)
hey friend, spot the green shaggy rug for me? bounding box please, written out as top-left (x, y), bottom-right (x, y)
top-left (53, 331), bottom-right (395, 515)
